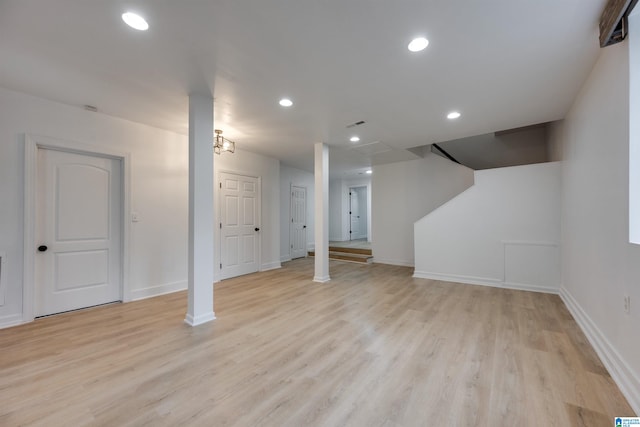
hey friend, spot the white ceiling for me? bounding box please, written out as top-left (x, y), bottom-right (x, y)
top-left (0, 0), bottom-right (605, 173)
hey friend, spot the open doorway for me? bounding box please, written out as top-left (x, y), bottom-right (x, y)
top-left (349, 186), bottom-right (368, 241)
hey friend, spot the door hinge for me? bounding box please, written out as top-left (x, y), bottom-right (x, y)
top-left (219, 182), bottom-right (222, 189)
top-left (291, 244), bottom-right (293, 249)
top-left (220, 223), bottom-right (222, 229)
top-left (291, 218), bottom-right (294, 223)
top-left (220, 263), bottom-right (222, 269)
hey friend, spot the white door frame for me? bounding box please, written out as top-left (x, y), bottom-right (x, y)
top-left (215, 169), bottom-right (262, 282)
top-left (23, 134), bottom-right (131, 323)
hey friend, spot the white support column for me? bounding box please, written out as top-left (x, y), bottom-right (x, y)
top-left (314, 142), bottom-right (330, 282)
top-left (185, 93), bottom-right (216, 326)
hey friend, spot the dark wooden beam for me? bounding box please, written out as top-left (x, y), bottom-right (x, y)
top-left (432, 143), bottom-right (461, 165)
top-left (599, 0), bottom-right (634, 47)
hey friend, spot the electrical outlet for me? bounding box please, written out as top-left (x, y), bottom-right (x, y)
top-left (624, 296), bottom-right (631, 315)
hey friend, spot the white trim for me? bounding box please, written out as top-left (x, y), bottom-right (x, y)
top-left (412, 270), bottom-right (558, 294)
top-left (261, 262), bottom-right (281, 272)
top-left (500, 281), bottom-right (559, 294)
top-left (374, 258), bottom-right (414, 267)
top-left (184, 312), bottom-right (216, 327)
top-left (413, 271), bottom-right (501, 286)
top-left (23, 134), bottom-right (132, 323)
top-left (130, 281), bottom-right (187, 301)
top-left (313, 275), bottom-right (331, 283)
top-left (0, 313), bottom-right (25, 330)
top-left (560, 287), bottom-right (640, 414)
top-left (23, 136), bottom-right (36, 322)
top-left (0, 252), bottom-right (6, 306)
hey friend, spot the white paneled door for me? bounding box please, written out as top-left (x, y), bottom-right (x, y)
top-left (219, 172), bottom-right (260, 279)
top-left (290, 185), bottom-right (307, 259)
top-left (35, 149), bottom-right (122, 317)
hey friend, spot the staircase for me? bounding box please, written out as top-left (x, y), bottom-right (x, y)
top-left (308, 246), bottom-right (373, 264)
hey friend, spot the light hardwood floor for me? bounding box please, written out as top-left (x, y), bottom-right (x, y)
top-left (0, 259), bottom-right (635, 426)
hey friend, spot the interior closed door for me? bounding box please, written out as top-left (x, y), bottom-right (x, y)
top-left (290, 185), bottom-right (307, 259)
top-left (220, 172), bottom-right (260, 279)
top-left (35, 148), bottom-right (122, 317)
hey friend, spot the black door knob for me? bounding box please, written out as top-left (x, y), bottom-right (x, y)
top-left (38, 245), bottom-right (48, 252)
top-left (303, 225), bottom-right (306, 228)
top-left (255, 227), bottom-right (260, 232)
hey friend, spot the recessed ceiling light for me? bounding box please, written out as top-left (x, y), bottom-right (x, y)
top-left (279, 98), bottom-right (293, 107)
top-left (408, 37), bottom-right (429, 52)
top-left (350, 136), bottom-right (360, 142)
top-left (366, 170), bottom-right (372, 174)
top-left (447, 111), bottom-right (461, 120)
top-left (122, 12), bottom-right (149, 31)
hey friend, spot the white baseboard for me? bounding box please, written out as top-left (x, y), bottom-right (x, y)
top-left (0, 313), bottom-right (26, 329)
top-left (261, 262), bottom-right (281, 272)
top-left (560, 287), bottom-right (640, 415)
top-left (184, 311), bottom-right (216, 326)
top-left (280, 254), bottom-right (292, 263)
top-left (413, 271), bottom-right (558, 294)
top-left (313, 275), bottom-right (331, 283)
top-left (373, 258), bottom-right (414, 267)
top-left (500, 280), bottom-right (559, 294)
top-left (130, 280), bottom-right (187, 301)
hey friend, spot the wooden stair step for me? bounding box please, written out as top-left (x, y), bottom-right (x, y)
top-left (308, 250), bottom-right (373, 264)
top-left (328, 246), bottom-right (372, 256)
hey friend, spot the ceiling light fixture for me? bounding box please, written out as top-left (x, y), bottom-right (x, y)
top-left (366, 170), bottom-right (373, 174)
top-left (279, 98), bottom-right (293, 107)
top-left (408, 37), bottom-right (429, 52)
top-left (122, 12), bottom-right (149, 31)
top-left (214, 129), bottom-right (235, 154)
top-left (350, 136), bottom-right (360, 142)
top-left (447, 111), bottom-right (461, 120)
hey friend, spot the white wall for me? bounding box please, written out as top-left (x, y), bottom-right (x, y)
top-left (551, 39), bottom-right (640, 413)
top-left (414, 162), bottom-right (561, 292)
top-left (0, 87), bottom-right (189, 326)
top-left (214, 149), bottom-right (281, 275)
top-left (279, 164), bottom-right (314, 262)
top-left (372, 152), bottom-right (474, 266)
